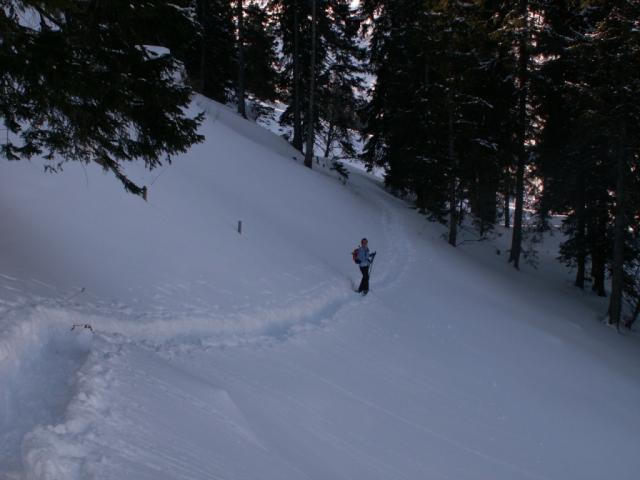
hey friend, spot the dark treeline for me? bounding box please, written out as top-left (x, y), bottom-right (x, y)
top-left (360, 0), bottom-right (640, 329)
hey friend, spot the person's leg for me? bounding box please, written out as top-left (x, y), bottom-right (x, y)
top-left (358, 266), bottom-right (367, 292)
top-left (362, 266), bottom-right (369, 293)
top-left (359, 266), bottom-right (369, 293)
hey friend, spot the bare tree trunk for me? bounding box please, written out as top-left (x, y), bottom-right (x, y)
top-left (447, 113), bottom-right (458, 246)
top-left (575, 218), bottom-right (586, 289)
top-left (197, 0), bottom-right (206, 94)
top-left (609, 133), bottom-right (627, 326)
top-left (591, 209), bottom-right (607, 297)
top-left (292, 1), bottom-right (303, 152)
top-left (592, 255), bottom-right (607, 297)
top-left (448, 167), bottom-right (458, 246)
top-left (508, 0), bottom-right (529, 269)
top-left (504, 183), bottom-right (511, 229)
top-left (324, 118), bottom-right (335, 158)
top-left (446, 45), bottom-right (457, 247)
top-left (304, 0), bottom-right (317, 169)
top-left (575, 175), bottom-right (586, 288)
top-left (236, 0), bottom-right (246, 118)
top-left (504, 162), bottom-right (512, 228)
top-left (509, 149), bottom-right (525, 268)
top-left (475, 165), bottom-right (497, 236)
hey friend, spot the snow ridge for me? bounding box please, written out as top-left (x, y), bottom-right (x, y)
top-left (0, 302), bottom-right (92, 476)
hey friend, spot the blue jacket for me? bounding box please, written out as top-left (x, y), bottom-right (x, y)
top-left (356, 246), bottom-right (372, 267)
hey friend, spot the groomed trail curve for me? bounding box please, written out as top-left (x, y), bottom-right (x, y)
top-left (2, 100), bottom-right (640, 479)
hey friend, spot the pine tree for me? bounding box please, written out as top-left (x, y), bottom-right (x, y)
top-left (304, 0), bottom-right (318, 168)
top-left (318, 70), bottom-right (361, 158)
top-left (243, 3), bottom-right (278, 102)
top-left (271, 0), bottom-right (363, 158)
top-left (316, 1), bottom-right (364, 160)
top-left (361, 0), bottom-right (434, 197)
top-left (535, 1), bottom-right (600, 289)
top-left (537, 1), bottom-right (640, 324)
top-left (363, 1), bottom-right (502, 242)
top-left (492, 0), bottom-right (535, 268)
top-left (270, 0), bottom-right (306, 151)
top-left (185, 0), bottom-right (236, 102)
top-left (585, 1), bottom-right (640, 326)
top-left (1, 0), bottom-right (203, 196)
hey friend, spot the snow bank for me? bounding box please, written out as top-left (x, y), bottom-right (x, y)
top-left (0, 302), bottom-right (92, 475)
top-left (21, 337), bottom-right (306, 480)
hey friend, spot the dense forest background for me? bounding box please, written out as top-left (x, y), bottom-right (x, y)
top-left (2, 0), bottom-right (639, 328)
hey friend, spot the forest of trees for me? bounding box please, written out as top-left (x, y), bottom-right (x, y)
top-left (360, 0), bottom-right (639, 329)
top-left (2, 0), bottom-right (639, 328)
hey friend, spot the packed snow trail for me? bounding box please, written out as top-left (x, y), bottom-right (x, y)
top-left (2, 99), bottom-right (640, 479)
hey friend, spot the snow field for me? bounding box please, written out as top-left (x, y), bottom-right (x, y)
top-left (1, 97), bottom-right (639, 479)
top-left (0, 96), bottom-right (397, 477)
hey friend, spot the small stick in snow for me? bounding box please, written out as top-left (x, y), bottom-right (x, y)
top-left (71, 323), bottom-right (94, 333)
top-left (64, 287), bottom-right (86, 302)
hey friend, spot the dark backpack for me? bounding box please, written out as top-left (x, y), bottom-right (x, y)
top-left (352, 248), bottom-right (360, 264)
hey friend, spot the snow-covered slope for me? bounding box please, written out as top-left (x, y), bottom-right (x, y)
top-left (0, 96), bottom-right (378, 320)
top-left (1, 97), bottom-right (639, 479)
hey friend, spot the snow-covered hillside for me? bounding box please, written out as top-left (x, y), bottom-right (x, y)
top-left (1, 97), bottom-right (639, 480)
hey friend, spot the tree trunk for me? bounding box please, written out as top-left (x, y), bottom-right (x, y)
top-left (575, 176), bottom-right (586, 289)
top-left (324, 118), bottom-right (335, 158)
top-left (609, 135), bottom-right (626, 326)
top-left (591, 251), bottom-right (607, 297)
top-left (292, 1), bottom-right (303, 151)
top-left (304, 0), bottom-right (317, 168)
top-left (509, 153), bottom-right (525, 269)
top-left (590, 209), bottom-right (607, 297)
top-left (477, 165), bottom-right (497, 236)
top-left (504, 184), bottom-right (511, 229)
top-left (197, 0), bottom-right (206, 94)
top-left (446, 47), bottom-right (457, 247)
top-left (448, 175), bottom-right (458, 246)
top-left (504, 162), bottom-right (511, 228)
top-left (236, 0), bottom-right (246, 118)
top-left (508, 0), bottom-right (529, 269)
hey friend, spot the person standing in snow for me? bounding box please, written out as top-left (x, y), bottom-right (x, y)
top-left (353, 238), bottom-right (376, 294)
